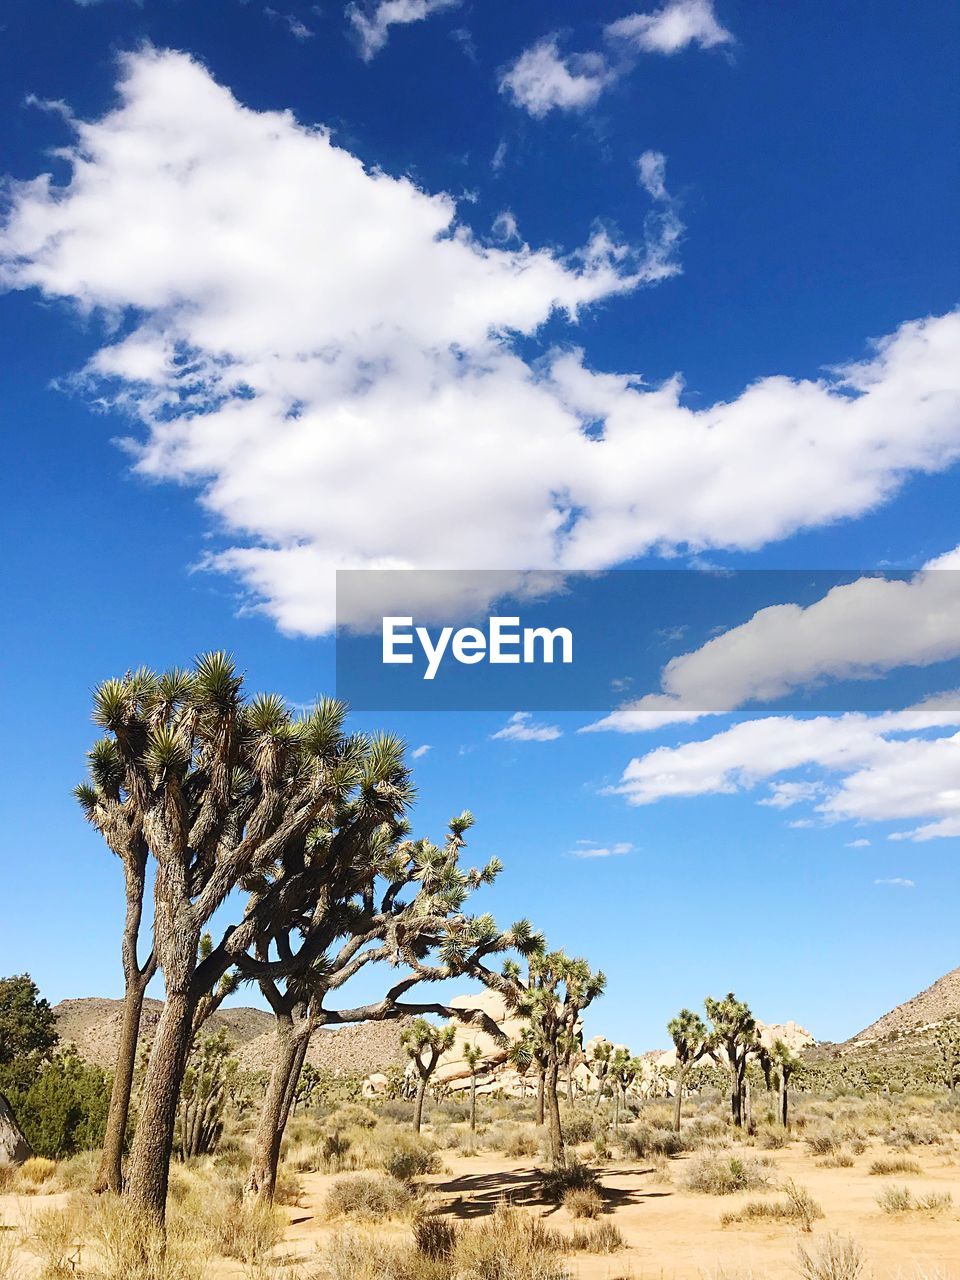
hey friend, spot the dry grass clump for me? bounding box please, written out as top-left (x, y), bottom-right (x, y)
top-left (719, 1180), bottom-right (823, 1232)
top-left (12, 1159), bottom-right (58, 1195)
top-left (22, 1202), bottom-right (83, 1279)
top-left (562, 1186), bottom-right (603, 1219)
top-left (795, 1233), bottom-right (867, 1280)
top-left (82, 1195), bottom-right (213, 1280)
top-left (0, 1230), bottom-right (20, 1280)
top-left (876, 1184), bottom-right (952, 1215)
top-left (622, 1126), bottom-right (686, 1160)
top-left (539, 1162), bottom-right (597, 1204)
top-left (484, 1122), bottom-right (539, 1159)
top-left (324, 1172), bottom-right (417, 1221)
top-left (868, 1155), bottom-right (922, 1176)
top-left (818, 1149), bottom-right (855, 1169)
top-left (884, 1121), bottom-right (942, 1150)
top-left (380, 1134), bottom-right (440, 1183)
top-left (567, 1220), bottom-right (624, 1254)
top-left (324, 1206), bottom-right (571, 1280)
top-left (684, 1152), bottom-right (772, 1195)
top-left (328, 1104), bottom-right (379, 1131)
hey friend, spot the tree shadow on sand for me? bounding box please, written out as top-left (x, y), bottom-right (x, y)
top-left (430, 1164), bottom-right (673, 1220)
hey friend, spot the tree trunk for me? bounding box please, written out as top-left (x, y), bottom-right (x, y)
top-left (778, 1076), bottom-right (789, 1128)
top-left (536, 1069), bottom-right (545, 1126)
top-left (613, 1086), bottom-right (621, 1133)
top-left (469, 1074), bottom-right (477, 1133)
top-left (730, 1061), bottom-right (743, 1128)
top-left (413, 1077), bottom-right (428, 1133)
top-left (593, 1075), bottom-right (605, 1112)
top-left (743, 1078), bottom-right (752, 1132)
top-left (673, 1067), bottom-right (685, 1133)
top-left (566, 1064), bottom-right (574, 1104)
top-left (545, 1057), bottom-right (565, 1169)
top-left (95, 970), bottom-right (150, 1193)
top-left (245, 1012), bottom-right (302, 1204)
top-left (124, 986), bottom-right (198, 1225)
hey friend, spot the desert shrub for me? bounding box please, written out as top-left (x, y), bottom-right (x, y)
top-left (83, 1196), bottom-right (211, 1280)
top-left (380, 1133), bottom-right (440, 1182)
top-left (454, 1206), bottom-right (567, 1280)
top-left (212, 1200), bottom-right (283, 1263)
top-left (869, 1156), bottom-right (922, 1176)
top-left (685, 1152), bottom-right (771, 1195)
top-left (820, 1150), bottom-right (855, 1168)
top-left (6, 1050), bottom-right (111, 1160)
top-left (413, 1215), bottom-right (458, 1260)
top-left (805, 1128), bottom-right (842, 1157)
top-left (272, 1164), bottom-right (303, 1207)
top-left (561, 1111), bottom-right (595, 1145)
top-left (876, 1184), bottom-right (914, 1213)
top-left (16, 1157), bottom-right (57, 1190)
top-left (755, 1125), bottom-right (786, 1149)
top-left (540, 1162), bottom-right (597, 1204)
top-left (567, 1220), bottom-right (624, 1254)
top-left (720, 1181), bottom-right (823, 1232)
top-left (562, 1186), bottom-right (603, 1219)
top-left (324, 1173), bottom-right (415, 1221)
top-left (885, 1122), bottom-right (942, 1149)
top-left (486, 1123), bottom-right (538, 1158)
top-left (795, 1233), bottom-right (867, 1280)
top-left (329, 1103), bottom-right (379, 1131)
top-left (623, 1126), bottom-right (686, 1159)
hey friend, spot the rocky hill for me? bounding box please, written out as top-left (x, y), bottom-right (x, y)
top-left (846, 965), bottom-right (960, 1049)
top-left (54, 997), bottom-right (412, 1078)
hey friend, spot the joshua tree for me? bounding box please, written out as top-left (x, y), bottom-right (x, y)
top-left (242, 813), bottom-right (507, 1204)
top-left (609, 1046), bottom-right (642, 1132)
top-left (589, 1038), bottom-right (613, 1113)
top-left (463, 1043), bottom-right (483, 1132)
top-left (704, 992), bottom-right (757, 1129)
top-left (82, 653), bottom-right (417, 1225)
top-left (767, 1039), bottom-right (801, 1128)
top-left (476, 946), bottom-right (604, 1168)
top-left (935, 1018), bottom-right (960, 1093)
top-left (176, 1030), bottom-right (237, 1160)
top-left (403, 1020), bottom-right (457, 1132)
top-left (75, 672), bottom-right (167, 1194)
top-left (667, 1009), bottom-right (709, 1132)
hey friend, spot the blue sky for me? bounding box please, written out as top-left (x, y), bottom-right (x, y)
top-left (1, 0), bottom-right (959, 1050)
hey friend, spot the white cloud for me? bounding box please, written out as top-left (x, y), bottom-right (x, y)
top-left (3, 51), bottom-right (960, 636)
top-left (491, 712), bottom-right (562, 743)
top-left (758, 780), bottom-right (824, 809)
top-left (346, 0), bottom-right (459, 60)
top-left (587, 550), bottom-right (960, 732)
top-left (503, 2), bottom-right (732, 118)
top-left (499, 37), bottom-right (612, 118)
top-left (265, 9), bottom-right (315, 41)
top-left (411, 743), bottom-right (432, 759)
top-left (610, 699), bottom-right (960, 841)
top-left (875, 877), bottom-right (915, 888)
top-left (570, 840), bottom-right (633, 858)
top-left (606, 0), bottom-right (733, 55)
top-left (846, 838), bottom-right (871, 848)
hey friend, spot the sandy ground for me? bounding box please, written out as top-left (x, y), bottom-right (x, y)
top-left (3, 1140), bottom-right (960, 1278)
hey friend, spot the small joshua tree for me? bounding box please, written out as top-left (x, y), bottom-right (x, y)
top-left (667, 1008), bottom-right (709, 1132)
top-left (768, 1039), bottom-right (801, 1128)
top-left (462, 1043), bottom-right (483, 1132)
top-left (403, 1020), bottom-right (457, 1133)
top-left (704, 992), bottom-right (758, 1129)
top-left (935, 1018), bottom-right (960, 1093)
top-left (609, 1046), bottom-right (642, 1132)
top-left (589, 1038), bottom-right (613, 1113)
top-left (177, 1030), bottom-right (237, 1160)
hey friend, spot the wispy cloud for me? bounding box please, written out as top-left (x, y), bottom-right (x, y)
top-left (265, 9), bottom-right (316, 40)
top-left (571, 840), bottom-right (634, 859)
top-left (492, 712), bottom-right (562, 743)
top-left (606, 0), bottom-right (733, 55)
top-left (346, 0), bottom-right (460, 60)
top-left (875, 877), bottom-right (915, 888)
top-left (846, 838), bottom-right (871, 848)
top-left (411, 743), bottom-right (432, 759)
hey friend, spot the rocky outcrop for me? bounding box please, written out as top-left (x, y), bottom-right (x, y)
top-left (848, 967), bottom-right (960, 1046)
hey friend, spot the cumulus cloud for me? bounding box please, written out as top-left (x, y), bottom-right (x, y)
top-left (499, 37), bottom-right (613, 118)
top-left (570, 840), bottom-right (633, 858)
top-left (503, 2), bottom-right (732, 118)
top-left (587, 551), bottom-right (960, 732)
top-left (491, 712), bottom-right (562, 742)
top-left (610, 699), bottom-right (960, 841)
top-left (606, 0), bottom-right (733, 55)
top-left (346, 0), bottom-right (459, 60)
top-left (3, 51), bottom-right (960, 636)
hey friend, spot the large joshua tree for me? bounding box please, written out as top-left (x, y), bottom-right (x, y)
top-left (704, 992), bottom-right (758, 1129)
top-left (82, 653), bottom-right (415, 1225)
top-left (242, 814), bottom-right (506, 1203)
top-left (403, 1019), bottom-right (457, 1132)
top-left (667, 1009), bottom-right (709, 1132)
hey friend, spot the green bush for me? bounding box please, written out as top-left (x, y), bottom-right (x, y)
top-left (5, 1048), bottom-right (111, 1158)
